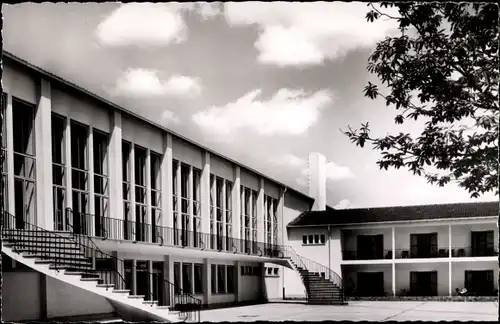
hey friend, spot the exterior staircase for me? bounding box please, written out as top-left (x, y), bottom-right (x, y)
top-left (1, 212), bottom-right (201, 323)
top-left (284, 247), bottom-right (346, 305)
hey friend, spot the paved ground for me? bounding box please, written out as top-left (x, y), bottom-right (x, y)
top-left (199, 301), bottom-right (499, 322)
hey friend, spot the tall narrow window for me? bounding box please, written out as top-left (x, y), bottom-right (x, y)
top-left (174, 262), bottom-right (181, 294)
top-left (52, 114), bottom-right (66, 231)
top-left (192, 168), bottom-right (201, 248)
top-left (1, 93), bottom-right (7, 215)
top-left (227, 265), bottom-right (235, 294)
top-left (133, 146), bottom-right (148, 242)
top-left (180, 164), bottom-right (190, 247)
top-left (194, 263), bottom-right (203, 294)
top-left (211, 264), bottom-right (217, 293)
top-left (251, 190), bottom-right (258, 253)
top-left (272, 197), bottom-right (279, 246)
top-left (93, 130), bottom-right (109, 238)
top-left (172, 159), bottom-right (179, 245)
top-left (217, 265), bottom-right (226, 293)
top-left (150, 152), bottom-right (162, 243)
top-left (216, 177), bottom-right (224, 250)
top-left (244, 188), bottom-right (251, 253)
top-left (122, 141), bottom-right (132, 240)
top-left (210, 174), bottom-right (215, 249)
top-left (182, 263), bottom-right (193, 294)
top-left (70, 121), bottom-right (88, 235)
top-left (12, 98), bottom-right (37, 229)
top-left (224, 180), bottom-right (233, 251)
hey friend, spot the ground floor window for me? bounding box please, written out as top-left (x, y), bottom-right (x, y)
top-left (465, 270), bottom-right (495, 296)
top-left (356, 272), bottom-right (384, 297)
top-left (182, 262), bottom-right (192, 293)
top-left (194, 263), bottom-right (203, 294)
top-left (211, 264), bottom-right (235, 294)
top-left (410, 271), bottom-right (437, 296)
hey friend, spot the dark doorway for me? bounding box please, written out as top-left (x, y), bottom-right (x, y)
top-left (410, 271), bottom-right (438, 296)
top-left (410, 233), bottom-right (438, 258)
top-left (152, 262), bottom-right (165, 304)
top-left (465, 270), bottom-right (495, 296)
top-left (356, 272), bottom-right (385, 296)
top-left (136, 261), bottom-right (150, 300)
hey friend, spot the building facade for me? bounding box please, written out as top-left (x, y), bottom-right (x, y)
top-left (287, 203), bottom-right (499, 298)
top-left (0, 52), bottom-right (317, 322)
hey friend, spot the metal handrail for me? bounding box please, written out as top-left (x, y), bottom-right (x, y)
top-left (2, 210), bottom-right (202, 322)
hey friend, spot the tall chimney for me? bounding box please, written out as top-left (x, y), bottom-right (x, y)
top-left (308, 152), bottom-right (326, 211)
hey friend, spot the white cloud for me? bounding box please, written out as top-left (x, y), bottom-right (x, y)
top-left (96, 3), bottom-right (221, 47)
top-left (223, 2), bottom-right (398, 67)
top-left (333, 199), bottom-right (354, 209)
top-left (192, 88), bottom-right (333, 137)
top-left (272, 153), bottom-right (355, 182)
top-left (161, 110), bottom-right (180, 124)
top-left (113, 68), bottom-right (202, 97)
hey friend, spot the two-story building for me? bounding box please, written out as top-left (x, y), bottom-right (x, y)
top-left (286, 202), bottom-right (499, 298)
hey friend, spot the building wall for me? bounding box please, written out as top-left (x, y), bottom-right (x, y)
top-left (395, 225), bottom-right (450, 252)
top-left (210, 154), bottom-right (234, 181)
top-left (342, 264), bottom-right (393, 295)
top-left (171, 136), bottom-right (203, 170)
top-left (2, 271), bottom-right (42, 321)
top-left (2, 64), bottom-right (37, 104)
top-left (52, 86), bottom-right (111, 134)
top-left (342, 228), bottom-right (393, 252)
top-left (451, 261), bottom-right (499, 295)
top-left (122, 114), bottom-right (163, 154)
top-left (45, 275), bottom-right (115, 318)
top-left (452, 223), bottom-right (498, 249)
top-left (395, 262), bottom-right (449, 296)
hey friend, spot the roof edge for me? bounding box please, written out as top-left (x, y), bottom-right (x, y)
top-left (2, 50), bottom-right (314, 203)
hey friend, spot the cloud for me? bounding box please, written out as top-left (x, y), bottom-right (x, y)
top-left (192, 88), bottom-right (333, 137)
top-left (96, 3), bottom-right (221, 47)
top-left (113, 68), bottom-right (202, 97)
top-left (272, 153), bottom-right (355, 183)
top-left (333, 199), bottom-right (355, 209)
top-left (161, 110), bottom-right (180, 124)
top-left (223, 2), bottom-right (398, 67)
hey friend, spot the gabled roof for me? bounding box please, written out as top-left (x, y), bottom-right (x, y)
top-left (288, 201), bottom-right (499, 227)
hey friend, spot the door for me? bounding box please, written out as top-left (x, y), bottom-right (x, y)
top-left (136, 261), bottom-right (150, 300)
top-left (152, 262), bottom-right (164, 305)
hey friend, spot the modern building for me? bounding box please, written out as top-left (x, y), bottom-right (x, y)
top-left (288, 202), bottom-right (499, 298)
top-left (1, 50), bottom-right (498, 323)
top-left (0, 51), bottom-right (343, 323)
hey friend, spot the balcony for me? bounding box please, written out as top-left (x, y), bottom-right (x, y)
top-left (451, 246), bottom-right (499, 258)
top-left (342, 250), bottom-right (393, 261)
top-left (394, 248), bottom-right (449, 259)
top-left (62, 210), bottom-right (285, 259)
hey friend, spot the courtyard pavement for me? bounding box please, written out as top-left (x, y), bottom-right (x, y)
top-left (199, 301), bottom-right (498, 322)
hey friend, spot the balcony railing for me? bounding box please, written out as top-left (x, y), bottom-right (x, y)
top-left (64, 210), bottom-right (284, 258)
top-left (395, 248), bottom-right (448, 259)
top-left (342, 249), bottom-right (393, 261)
top-left (451, 246), bottom-right (499, 258)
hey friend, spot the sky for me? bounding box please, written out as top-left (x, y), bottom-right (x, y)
top-left (2, 2), bottom-right (496, 209)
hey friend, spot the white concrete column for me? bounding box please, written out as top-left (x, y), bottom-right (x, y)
top-left (448, 261), bottom-right (452, 296)
top-left (88, 127), bottom-right (95, 236)
top-left (5, 93), bottom-right (15, 218)
top-left (278, 188), bottom-right (284, 245)
top-left (132, 259), bottom-right (137, 295)
top-left (257, 178), bottom-right (265, 243)
top-left (203, 258), bottom-right (211, 305)
top-left (108, 110), bottom-right (123, 239)
top-left (146, 149), bottom-right (152, 242)
top-left (270, 198), bottom-right (274, 246)
top-left (35, 79), bottom-right (54, 230)
top-left (130, 144), bottom-right (136, 238)
top-left (392, 226), bottom-right (396, 296)
top-left (161, 133), bottom-right (173, 229)
top-left (232, 166), bottom-right (241, 240)
top-left (163, 255), bottom-right (172, 306)
top-left (448, 223), bottom-right (452, 258)
top-left (392, 262), bottom-right (396, 297)
top-left (201, 152), bottom-right (210, 234)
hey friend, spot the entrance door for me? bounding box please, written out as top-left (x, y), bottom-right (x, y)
top-left (357, 272), bottom-right (384, 296)
top-left (136, 261), bottom-right (150, 300)
top-left (410, 271), bottom-right (438, 296)
top-left (465, 270), bottom-right (494, 296)
top-left (152, 262), bottom-right (165, 305)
